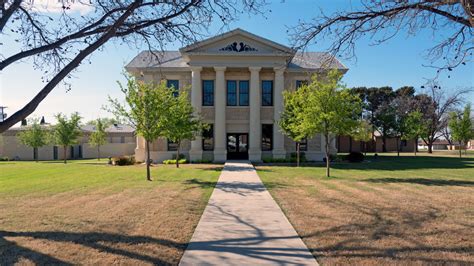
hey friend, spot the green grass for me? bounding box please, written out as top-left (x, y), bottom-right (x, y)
top-left (0, 160), bottom-right (221, 197)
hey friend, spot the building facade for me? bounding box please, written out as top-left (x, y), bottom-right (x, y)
top-left (0, 124), bottom-right (135, 160)
top-left (126, 29), bottom-right (347, 162)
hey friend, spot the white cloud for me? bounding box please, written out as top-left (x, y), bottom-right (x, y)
top-left (22, 0), bottom-right (93, 15)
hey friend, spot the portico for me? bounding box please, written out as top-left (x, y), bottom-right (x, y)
top-left (126, 28), bottom-right (347, 163)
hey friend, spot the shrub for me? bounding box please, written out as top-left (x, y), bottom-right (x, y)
top-left (112, 156), bottom-right (135, 166)
top-left (345, 152), bottom-right (364, 163)
top-left (323, 154), bottom-right (338, 163)
top-left (0, 157), bottom-right (9, 161)
top-left (163, 159), bottom-right (187, 164)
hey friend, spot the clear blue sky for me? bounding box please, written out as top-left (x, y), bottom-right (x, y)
top-left (1, 0), bottom-right (473, 124)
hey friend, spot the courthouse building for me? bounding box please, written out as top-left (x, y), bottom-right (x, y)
top-left (126, 29), bottom-right (347, 162)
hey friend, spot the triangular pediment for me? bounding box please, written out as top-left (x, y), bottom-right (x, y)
top-left (180, 28), bottom-right (295, 56)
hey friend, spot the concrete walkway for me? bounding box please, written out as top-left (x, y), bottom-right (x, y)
top-left (180, 161), bottom-right (318, 265)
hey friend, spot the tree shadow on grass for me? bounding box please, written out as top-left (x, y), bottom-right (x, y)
top-left (362, 178), bottom-right (474, 187)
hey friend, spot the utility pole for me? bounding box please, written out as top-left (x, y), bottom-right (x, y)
top-left (0, 106), bottom-right (6, 122)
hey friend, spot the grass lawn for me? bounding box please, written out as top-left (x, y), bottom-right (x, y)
top-left (257, 153), bottom-right (474, 265)
top-left (0, 160), bottom-right (221, 265)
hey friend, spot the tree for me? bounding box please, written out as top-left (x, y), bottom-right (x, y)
top-left (402, 111), bottom-right (428, 156)
top-left (374, 101), bottom-right (398, 153)
top-left (279, 85), bottom-right (315, 167)
top-left (107, 77), bottom-right (172, 181)
top-left (0, 0), bottom-right (266, 133)
top-left (305, 69), bottom-right (362, 177)
top-left (164, 88), bottom-right (205, 168)
top-left (17, 118), bottom-right (49, 162)
top-left (449, 104), bottom-right (473, 157)
top-left (352, 120), bottom-right (372, 156)
top-left (53, 112), bottom-right (82, 164)
top-left (89, 118), bottom-right (109, 161)
top-left (417, 84), bottom-right (470, 153)
top-left (290, 1), bottom-right (473, 72)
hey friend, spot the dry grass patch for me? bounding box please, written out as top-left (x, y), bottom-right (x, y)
top-left (258, 154), bottom-right (474, 265)
top-left (0, 160), bottom-right (221, 265)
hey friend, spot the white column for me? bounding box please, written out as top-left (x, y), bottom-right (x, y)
top-left (249, 67), bottom-right (262, 162)
top-left (189, 67), bottom-right (203, 161)
top-left (273, 67), bottom-right (286, 159)
top-left (214, 66), bottom-right (227, 162)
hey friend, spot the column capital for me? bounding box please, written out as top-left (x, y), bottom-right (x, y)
top-left (249, 66), bottom-right (262, 72)
top-left (190, 66), bottom-right (203, 72)
top-left (213, 66), bottom-right (227, 72)
top-left (273, 67), bottom-right (286, 75)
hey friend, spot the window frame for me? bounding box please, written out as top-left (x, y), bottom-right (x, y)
top-left (202, 80), bottom-right (215, 106)
top-left (167, 139), bottom-right (179, 151)
top-left (261, 124), bottom-right (273, 151)
top-left (166, 79), bottom-right (180, 97)
top-left (261, 80), bottom-right (273, 106)
top-left (226, 80), bottom-right (237, 106)
top-left (202, 124), bottom-right (214, 151)
top-left (239, 80), bottom-right (249, 106)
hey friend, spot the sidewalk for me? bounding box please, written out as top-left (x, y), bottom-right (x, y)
top-left (179, 161), bottom-right (318, 265)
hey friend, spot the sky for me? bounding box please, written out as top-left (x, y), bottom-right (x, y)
top-left (1, 0), bottom-right (473, 125)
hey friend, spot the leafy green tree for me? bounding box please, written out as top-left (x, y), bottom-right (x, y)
top-left (305, 69), bottom-right (362, 177)
top-left (107, 77), bottom-right (172, 181)
top-left (351, 120), bottom-right (372, 155)
top-left (89, 118), bottom-right (109, 161)
top-left (279, 86), bottom-right (315, 167)
top-left (449, 104), bottom-right (473, 158)
top-left (164, 88), bottom-right (205, 168)
top-left (18, 119), bottom-right (50, 162)
top-left (53, 113), bottom-right (82, 164)
top-left (402, 111), bottom-right (428, 156)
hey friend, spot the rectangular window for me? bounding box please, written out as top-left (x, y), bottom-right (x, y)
top-left (227, 80), bottom-right (237, 106)
top-left (296, 80), bottom-right (308, 90)
top-left (261, 124), bottom-right (273, 151)
top-left (239, 81), bottom-right (249, 106)
top-left (297, 138), bottom-right (308, 151)
top-left (202, 80), bottom-right (214, 106)
top-left (33, 147), bottom-right (38, 160)
top-left (167, 80), bottom-right (179, 97)
top-left (167, 140), bottom-right (178, 151)
top-left (53, 146), bottom-right (58, 160)
top-left (120, 136), bottom-right (125, 143)
top-left (262, 80), bottom-right (273, 106)
top-left (202, 124), bottom-right (214, 151)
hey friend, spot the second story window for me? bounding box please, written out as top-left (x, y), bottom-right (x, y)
top-left (202, 80), bottom-right (214, 106)
top-left (239, 81), bottom-right (249, 106)
top-left (262, 80), bottom-right (273, 106)
top-left (166, 80), bottom-right (179, 97)
top-left (227, 80), bottom-right (237, 106)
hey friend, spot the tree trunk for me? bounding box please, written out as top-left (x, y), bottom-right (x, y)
top-left (459, 141), bottom-right (462, 158)
top-left (382, 135), bottom-right (387, 152)
top-left (349, 136), bottom-right (352, 153)
top-left (296, 142), bottom-right (300, 167)
top-left (146, 140), bottom-right (152, 181)
top-left (176, 142), bottom-right (180, 168)
top-left (63, 145), bottom-right (67, 164)
top-left (364, 142), bottom-right (367, 156)
top-left (325, 134), bottom-right (330, 177)
top-left (97, 146), bottom-right (101, 161)
top-left (428, 142), bottom-right (433, 153)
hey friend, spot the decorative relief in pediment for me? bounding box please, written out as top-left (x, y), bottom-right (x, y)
top-left (219, 42), bottom-right (258, 52)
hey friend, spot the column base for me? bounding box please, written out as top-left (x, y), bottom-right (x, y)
top-left (248, 149), bottom-right (262, 162)
top-left (189, 149), bottom-right (203, 161)
top-left (213, 149), bottom-right (227, 162)
top-left (272, 149), bottom-right (286, 159)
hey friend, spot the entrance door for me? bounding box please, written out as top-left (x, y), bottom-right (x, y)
top-left (227, 133), bottom-right (248, 160)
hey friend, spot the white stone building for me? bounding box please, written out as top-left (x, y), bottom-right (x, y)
top-left (126, 29), bottom-right (347, 162)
